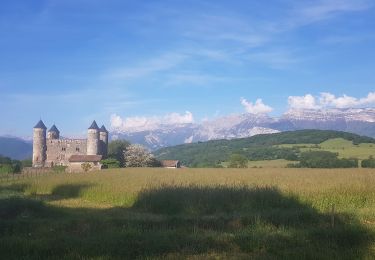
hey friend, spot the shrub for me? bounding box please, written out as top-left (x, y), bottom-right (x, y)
top-left (361, 158), bottom-right (375, 168)
top-left (228, 154), bottom-right (248, 168)
top-left (52, 166), bottom-right (67, 173)
top-left (101, 158), bottom-right (121, 169)
top-left (81, 163), bottom-right (92, 172)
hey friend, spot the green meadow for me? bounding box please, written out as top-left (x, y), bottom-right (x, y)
top-left (278, 138), bottom-right (375, 160)
top-left (1, 168), bottom-right (375, 259)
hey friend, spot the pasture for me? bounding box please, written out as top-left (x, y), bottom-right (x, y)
top-left (278, 138), bottom-right (375, 160)
top-left (1, 168), bottom-right (375, 259)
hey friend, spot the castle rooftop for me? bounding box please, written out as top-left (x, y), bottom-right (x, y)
top-left (88, 120), bottom-right (99, 130)
top-left (48, 124), bottom-right (60, 133)
top-left (34, 120), bottom-right (47, 129)
top-left (100, 125), bottom-right (108, 133)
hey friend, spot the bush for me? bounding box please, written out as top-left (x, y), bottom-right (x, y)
top-left (0, 164), bottom-right (13, 174)
top-left (361, 158), bottom-right (375, 168)
top-left (81, 163), bottom-right (92, 172)
top-left (101, 158), bottom-right (121, 169)
top-left (228, 154), bottom-right (248, 168)
top-left (52, 166), bottom-right (67, 173)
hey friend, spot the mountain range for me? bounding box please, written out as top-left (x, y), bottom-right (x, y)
top-left (1, 108), bottom-right (375, 159)
top-left (112, 108), bottom-right (375, 150)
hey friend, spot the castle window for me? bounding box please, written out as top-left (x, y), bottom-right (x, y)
top-left (62, 147), bottom-right (66, 151)
top-left (76, 147), bottom-right (80, 152)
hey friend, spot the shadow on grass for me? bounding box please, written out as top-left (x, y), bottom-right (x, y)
top-left (0, 184), bottom-right (373, 259)
top-left (50, 184), bottom-right (92, 200)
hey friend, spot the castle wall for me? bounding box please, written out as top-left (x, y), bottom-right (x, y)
top-left (46, 139), bottom-right (87, 166)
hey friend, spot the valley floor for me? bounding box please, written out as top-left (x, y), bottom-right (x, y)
top-left (1, 168), bottom-right (375, 259)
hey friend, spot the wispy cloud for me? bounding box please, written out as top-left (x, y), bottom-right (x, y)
top-left (248, 50), bottom-right (301, 69)
top-left (105, 53), bottom-right (187, 80)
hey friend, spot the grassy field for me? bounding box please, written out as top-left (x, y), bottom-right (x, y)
top-left (1, 168), bottom-right (375, 259)
top-left (278, 138), bottom-right (375, 160)
top-left (222, 159), bottom-right (296, 168)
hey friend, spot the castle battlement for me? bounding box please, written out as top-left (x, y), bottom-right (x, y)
top-left (32, 120), bottom-right (108, 168)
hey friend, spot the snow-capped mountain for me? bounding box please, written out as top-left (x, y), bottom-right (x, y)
top-left (111, 108), bottom-right (375, 150)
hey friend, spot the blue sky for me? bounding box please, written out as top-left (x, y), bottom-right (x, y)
top-left (1, 0), bottom-right (375, 136)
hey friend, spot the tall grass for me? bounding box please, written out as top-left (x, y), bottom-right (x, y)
top-left (1, 168), bottom-right (374, 259)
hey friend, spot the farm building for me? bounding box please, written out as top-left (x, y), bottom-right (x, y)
top-left (68, 155), bottom-right (103, 172)
top-left (161, 160), bottom-right (181, 168)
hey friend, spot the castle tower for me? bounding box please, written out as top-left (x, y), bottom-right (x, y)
top-left (87, 120), bottom-right (100, 155)
top-left (47, 124), bottom-right (60, 139)
top-left (99, 125), bottom-right (109, 157)
top-left (33, 120), bottom-right (47, 167)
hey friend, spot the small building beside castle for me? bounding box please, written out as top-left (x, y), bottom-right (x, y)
top-left (32, 120), bottom-right (108, 172)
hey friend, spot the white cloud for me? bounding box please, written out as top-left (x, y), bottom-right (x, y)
top-left (110, 111), bottom-right (194, 132)
top-left (288, 94), bottom-right (320, 109)
top-left (289, 92), bottom-right (375, 109)
top-left (241, 98), bottom-right (273, 114)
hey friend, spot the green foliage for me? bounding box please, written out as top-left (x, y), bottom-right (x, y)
top-left (108, 140), bottom-right (130, 167)
top-left (228, 154), bottom-right (248, 168)
top-left (0, 155), bottom-right (22, 174)
top-left (292, 151), bottom-right (358, 168)
top-left (101, 158), bottom-right (121, 169)
top-left (0, 155), bottom-right (12, 164)
top-left (361, 158), bottom-right (375, 168)
top-left (155, 130), bottom-right (372, 167)
top-left (21, 159), bottom-right (32, 168)
top-left (81, 162), bottom-right (92, 172)
top-left (148, 157), bottom-right (162, 167)
top-left (0, 164), bottom-right (13, 174)
top-left (52, 165), bottom-right (67, 173)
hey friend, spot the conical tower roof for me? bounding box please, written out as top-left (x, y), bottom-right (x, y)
top-left (34, 120), bottom-right (47, 129)
top-left (48, 124), bottom-right (60, 133)
top-left (88, 120), bottom-right (99, 130)
top-left (100, 125), bottom-right (108, 133)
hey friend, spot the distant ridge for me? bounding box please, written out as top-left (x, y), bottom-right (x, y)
top-left (0, 136), bottom-right (32, 160)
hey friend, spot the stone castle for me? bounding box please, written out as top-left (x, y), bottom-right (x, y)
top-left (32, 120), bottom-right (108, 168)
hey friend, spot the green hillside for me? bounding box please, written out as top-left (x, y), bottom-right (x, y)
top-left (154, 130), bottom-right (375, 167)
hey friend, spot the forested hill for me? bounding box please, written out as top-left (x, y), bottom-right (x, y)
top-left (154, 130), bottom-right (375, 167)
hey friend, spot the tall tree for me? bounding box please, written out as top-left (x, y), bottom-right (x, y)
top-left (108, 140), bottom-right (130, 167)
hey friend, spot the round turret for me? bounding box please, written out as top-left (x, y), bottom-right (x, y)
top-left (33, 120), bottom-right (47, 167)
top-left (99, 125), bottom-right (109, 157)
top-left (47, 124), bottom-right (60, 139)
top-left (87, 120), bottom-right (100, 155)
